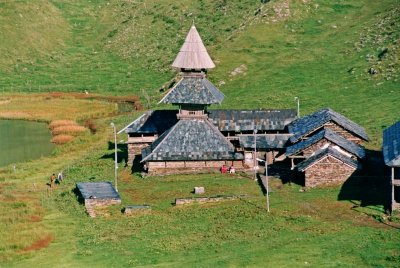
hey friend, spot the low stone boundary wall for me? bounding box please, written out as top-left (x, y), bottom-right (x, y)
top-left (175, 195), bottom-right (244, 205)
top-left (124, 205), bottom-right (151, 215)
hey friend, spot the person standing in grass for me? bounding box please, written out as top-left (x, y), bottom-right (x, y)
top-left (50, 173), bottom-right (56, 188)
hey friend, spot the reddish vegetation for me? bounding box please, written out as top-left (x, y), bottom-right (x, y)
top-left (46, 92), bottom-right (141, 110)
top-left (30, 215), bottom-right (42, 222)
top-left (51, 125), bottom-right (86, 136)
top-left (22, 234), bottom-right (53, 252)
top-left (84, 119), bottom-right (97, 134)
top-left (51, 134), bottom-right (74, 144)
top-left (49, 120), bottom-right (77, 130)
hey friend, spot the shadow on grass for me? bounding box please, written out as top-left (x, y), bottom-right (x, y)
top-left (101, 142), bottom-right (128, 166)
top-left (338, 149), bottom-right (391, 213)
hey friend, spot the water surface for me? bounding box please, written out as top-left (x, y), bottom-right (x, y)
top-left (0, 120), bottom-right (54, 167)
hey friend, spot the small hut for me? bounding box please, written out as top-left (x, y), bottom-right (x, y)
top-left (76, 182), bottom-right (121, 217)
top-left (383, 121), bottom-right (400, 212)
top-left (297, 147), bottom-right (359, 188)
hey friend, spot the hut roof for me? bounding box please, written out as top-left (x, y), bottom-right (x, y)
top-left (121, 109), bottom-right (296, 135)
top-left (118, 110), bottom-right (178, 134)
top-left (159, 76), bottom-right (224, 105)
top-left (288, 108), bottom-right (369, 143)
top-left (172, 25), bottom-right (215, 70)
top-left (297, 147), bottom-right (359, 171)
top-left (208, 109), bottom-right (296, 132)
top-left (238, 134), bottom-right (292, 149)
top-left (76, 182), bottom-right (120, 200)
top-left (286, 128), bottom-right (365, 159)
top-left (383, 121), bottom-right (400, 167)
top-left (141, 119), bottom-right (243, 162)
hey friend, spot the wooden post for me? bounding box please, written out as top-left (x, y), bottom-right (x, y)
top-left (392, 167), bottom-right (395, 212)
top-left (265, 152), bottom-right (270, 212)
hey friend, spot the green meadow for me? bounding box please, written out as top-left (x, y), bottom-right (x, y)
top-left (0, 0), bottom-right (399, 266)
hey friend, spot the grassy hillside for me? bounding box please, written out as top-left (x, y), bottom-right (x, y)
top-left (0, 1), bottom-right (400, 266)
top-left (0, 0), bottom-right (399, 147)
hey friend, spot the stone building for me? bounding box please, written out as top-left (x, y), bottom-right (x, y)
top-left (297, 147), bottom-right (359, 188)
top-left (288, 108), bottom-right (369, 145)
top-left (383, 121), bottom-right (400, 212)
top-left (287, 108), bottom-right (368, 187)
top-left (120, 25), bottom-right (296, 174)
top-left (76, 182), bottom-right (121, 217)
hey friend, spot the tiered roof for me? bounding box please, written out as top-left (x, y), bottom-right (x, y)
top-left (141, 119), bottom-right (242, 161)
top-left (121, 109), bottom-right (296, 135)
top-left (288, 108), bottom-right (369, 143)
top-left (238, 134), bottom-right (292, 149)
top-left (118, 110), bottom-right (178, 135)
top-left (172, 25), bottom-right (215, 70)
top-left (159, 75), bottom-right (224, 105)
top-left (208, 109), bottom-right (296, 132)
top-left (286, 128), bottom-right (365, 159)
top-left (383, 121), bottom-right (400, 167)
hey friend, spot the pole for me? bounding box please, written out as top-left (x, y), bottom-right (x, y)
top-left (111, 122), bottom-right (118, 192)
top-left (295, 97), bottom-right (300, 118)
top-left (254, 129), bottom-right (258, 181)
top-left (265, 152), bottom-right (270, 212)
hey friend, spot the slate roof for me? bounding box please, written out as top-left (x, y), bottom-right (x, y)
top-left (286, 128), bottom-right (365, 159)
top-left (172, 25), bottom-right (215, 70)
top-left (208, 109), bottom-right (296, 132)
top-left (76, 182), bottom-right (120, 200)
top-left (121, 109), bottom-right (296, 135)
top-left (141, 119), bottom-right (243, 161)
top-left (288, 108), bottom-right (369, 143)
top-left (118, 110), bottom-right (178, 134)
top-left (297, 147), bottom-right (359, 171)
top-left (159, 76), bottom-right (224, 105)
top-left (383, 121), bottom-right (400, 167)
top-left (238, 134), bottom-right (292, 149)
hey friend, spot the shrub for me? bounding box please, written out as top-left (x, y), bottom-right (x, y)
top-left (84, 119), bottom-right (97, 134)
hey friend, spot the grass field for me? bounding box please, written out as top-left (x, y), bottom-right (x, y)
top-left (0, 0), bottom-right (400, 267)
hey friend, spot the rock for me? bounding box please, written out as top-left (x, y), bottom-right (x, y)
top-left (194, 187), bottom-right (205, 194)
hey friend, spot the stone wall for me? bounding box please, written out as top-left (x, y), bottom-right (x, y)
top-left (324, 122), bottom-right (362, 144)
top-left (128, 143), bottom-right (149, 165)
top-left (304, 156), bottom-right (356, 188)
top-left (147, 160), bottom-right (244, 175)
top-left (302, 139), bottom-right (330, 157)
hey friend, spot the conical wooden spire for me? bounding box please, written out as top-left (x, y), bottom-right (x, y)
top-left (172, 25), bottom-right (215, 70)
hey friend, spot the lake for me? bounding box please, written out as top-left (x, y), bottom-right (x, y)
top-left (0, 120), bottom-right (54, 167)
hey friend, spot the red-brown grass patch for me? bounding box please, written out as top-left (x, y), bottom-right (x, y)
top-left (49, 120), bottom-right (77, 130)
top-left (51, 134), bottom-right (74, 144)
top-left (22, 234), bottom-right (53, 252)
top-left (51, 125), bottom-right (87, 136)
top-left (30, 215), bottom-right (42, 222)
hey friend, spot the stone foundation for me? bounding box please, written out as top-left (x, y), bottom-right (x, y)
top-left (146, 160), bottom-right (244, 175)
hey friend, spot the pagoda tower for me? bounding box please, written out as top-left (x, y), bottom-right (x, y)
top-left (141, 25), bottom-right (241, 166)
top-left (159, 24), bottom-right (223, 119)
